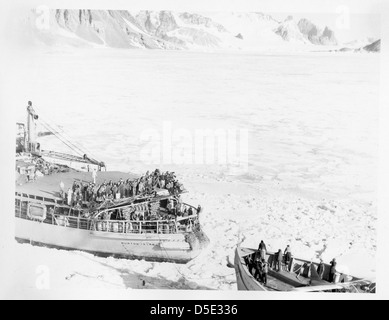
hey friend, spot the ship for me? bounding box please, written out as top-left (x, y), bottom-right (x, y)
top-left (15, 102), bottom-right (210, 264)
top-left (234, 246), bottom-right (376, 293)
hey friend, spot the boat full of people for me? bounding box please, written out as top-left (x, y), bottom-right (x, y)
top-left (234, 244), bottom-right (375, 293)
top-left (15, 102), bottom-right (209, 264)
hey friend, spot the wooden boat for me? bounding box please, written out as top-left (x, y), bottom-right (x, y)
top-left (234, 247), bottom-right (375, 293)
top-left (14, 102), bottom-right (209, 264)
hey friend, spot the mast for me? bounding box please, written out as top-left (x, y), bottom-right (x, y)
top-left (26, 101), bottom-right (39, 153)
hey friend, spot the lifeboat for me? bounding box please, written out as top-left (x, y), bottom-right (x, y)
top-left (234, 246), bottom-right (375, 293)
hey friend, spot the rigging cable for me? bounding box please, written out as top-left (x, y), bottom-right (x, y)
top-left (38, 119), bottom-right (85, 157)
top-left (34, 106), bottom-right (101, 161)
top-left (50, 122), bottom-right (100, 161)
top-left (39, 117), bottom-right (88, 156)
top-left (39, 115), bottom-right (105, 166)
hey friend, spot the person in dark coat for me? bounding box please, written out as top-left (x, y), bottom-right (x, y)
top-left (258, 240), bottom-right (267, 252)
top-left (254, 254), bottom-right (263, 282)
top-left (107, 189), bottom-right (113, 200)
top-left (167, 200), bottom-right (175, 215)
top-left (138, 180), bottom-right (144, 195)
top-left (328, 258), bottom-right (337, 283)
top-left (317, 259), bottom-right (325, 280)
top-left (275, 249), bottom-right (283, 272)
top-left (112, 184), bottom-right (118, 199)
top-left (92, 184), bottom-right (98, 201)
top-left (284, 245), bottom-right (292, 271)
top-left (86, 183), bottom-right (93, 202)
top-left (129, 183), bottom-right (134, 197)
top-left (72, 181), bottom-right (78, 192)
top-left (261, 259), bottom-right (269, 285)
top-left (329, 261), bottom-right (338, 283)
top-left (83, 184), bottom-right (89, 202)
top-left (123, 180), bottom-right (129, 198)
top-left (197, 205), bottom-right (202, 219)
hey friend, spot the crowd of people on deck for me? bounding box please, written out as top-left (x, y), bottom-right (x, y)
top-left (251, 240), bottom-right (342, 286)
top-left (91, 197), bottom-right (200, 234)
top-left (102, 198), bottom-right (200, 223)
top-left (61, 169), bottom-right (186, 209)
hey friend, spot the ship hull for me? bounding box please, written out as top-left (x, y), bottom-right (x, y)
top-left (15, 217), bottom-right (207, 264)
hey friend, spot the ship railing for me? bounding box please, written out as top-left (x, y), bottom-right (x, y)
top-left (91, 214), bottom-right (199, 235)
top-left (15, 192), bottom-right (65, 206)
top-left (15, 193), bottom-right (200, 234)
top-left (42, 215), bottom-right (198, 234)
top-left (15, 199), bottom-right (199, 235)
top-left (50, 214), bottom-right (92, 230)
top-left (15, 198), bottom-right (28, 219)
top-left (95, 200), bottom-right (198, 216)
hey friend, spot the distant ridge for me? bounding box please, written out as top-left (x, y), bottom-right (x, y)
top-left (25, 9), bottom-right (368, 51)
top-left (336, 39), bottom-right (381, 53)
top-left (362, 39), bottom-right (381, 52)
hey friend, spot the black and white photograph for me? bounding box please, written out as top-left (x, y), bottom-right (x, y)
top-left (1, 0), bottom-right (388, 301)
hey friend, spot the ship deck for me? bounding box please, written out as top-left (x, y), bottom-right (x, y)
top-left (15, 171), bottom-right (139, 200)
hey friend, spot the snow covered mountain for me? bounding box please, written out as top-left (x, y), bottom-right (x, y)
top-left (337, 39), bottom-right (381, 53)
top-left (362, 39), bottom-right (381, 52)
top-left (343, 37), bottom-right (378, 49)
top-left (28, 9), bottom-right (341, 50)
top-left (275, 16), bottom-right (309, 44)
top-left (276, 16), bottom-right (338, 46)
